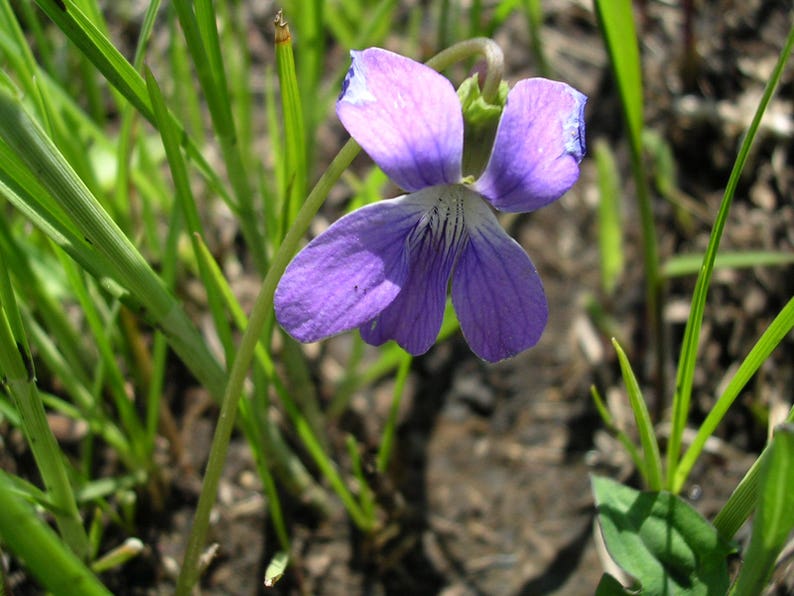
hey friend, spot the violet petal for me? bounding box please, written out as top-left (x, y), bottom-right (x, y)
top-left (359, 185), bottom-right (470, 355)
top-left (337, 48), bottom-right (463, 192)
top-left (451, 199), bottom-right (547, 362)
top-left (475, 78), bottom-right (586, 213)
top-left (275, 197), bottom-right (429, 343)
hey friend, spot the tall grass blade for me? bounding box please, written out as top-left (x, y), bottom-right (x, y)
top-left (593, 0), bottom-right (663, 405)
top-left (674, 297), bottom-right (794, 492)
top-left (666, 24), bottom-right (794, 490)
top-left (275, 11), bottom-right (308, 233)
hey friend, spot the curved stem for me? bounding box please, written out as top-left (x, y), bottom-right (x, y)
top-left (175, 139), bottom-right (360, 595)
top-left (425, 37), bottom-right (504, 103)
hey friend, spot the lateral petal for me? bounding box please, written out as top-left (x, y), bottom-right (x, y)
top-left (451, 200), bottom-right (548, 362)
top-left (475, 78), bottom-right (586, 213)
top-left (337, 48), bottom-right (463, 192)
top-left (274, 196), bottom-right (428, 343)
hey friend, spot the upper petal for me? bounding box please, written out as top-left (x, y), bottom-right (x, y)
top-left (475, 78), bottom-right (586, 213)
top-left (336, 48), bottom-right (463, 192)
top-left (451, 199), bottom-right (548, 362)
top-left (359, 185), bottom-right (471, 355)
top-left (275, 196), bottom-right (428, 343)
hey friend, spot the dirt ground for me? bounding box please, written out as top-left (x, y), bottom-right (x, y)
top-left (10, 1), bottom-right (794, 594)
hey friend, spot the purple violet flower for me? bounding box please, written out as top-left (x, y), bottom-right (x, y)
top-left (275, 48), bottom-right (586, 362)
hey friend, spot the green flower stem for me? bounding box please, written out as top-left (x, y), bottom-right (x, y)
top-left (175, 138), bottom-right (361, 595)
top-left (425, 37), bottom-right (504, 103)
top-left (176, 39), bottom-right (509, 593)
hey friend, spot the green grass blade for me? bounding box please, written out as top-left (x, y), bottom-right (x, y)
top-left (730, 425), bottom-right (794, 595)
top-left (522, 0), bottom-right (549, 77)
top-left (33, 0), bottom-right (235, 209)
top-left (674, 297), bottom-right (794, 493)
top-left (287, 0), bottom-right (323, 161)
top-left (594, 139), bottom-right (624, 294)
top-left (144, 67), bottom-right (236, 365)
top-left (590, 385), bottom-right (646, 475)
top-left (714, 406), bottom-right (794, 541)
top-left (592, 0), bottom-right (641, 142)
top-left (663, 251), bottom-right (794, 277)
top-left (0, 474), bottom-right (110, 594)
top-left (0, 83), bottom-right (229, 402)
top-left (593, 0), bottom-right (663, 405)
top-left (275, 13), bottom-right (308, 233)
top-left (263, 551), bottom-right (290, 588)
top-left (612, 339), bottom-right (664, 490)
top-left (666, 24), bottom-right (794, 490)
top-left (0, 250), bottom-right (89, 558)
top-left (172, 0), bottom-right (266, 271)
top-left (377, 353), bottom-right (412, 473)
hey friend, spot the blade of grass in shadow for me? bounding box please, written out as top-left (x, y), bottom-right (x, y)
top-left (593, 0), bottom-right (664, 406)
top-left (0, 248), bottom-right (89, 558)
top-left (590, 385), bottom-right (645, 474)
top-left (377, 353), bottom-right (412, 473)
top-left (0, 474), bottom-right (110, 594)
top-left (666, 24), bottom-right (794, 491)
top-left (612, 339), bottom-right (663, 490)
top-left (522, 0), bottom-right (549, 77)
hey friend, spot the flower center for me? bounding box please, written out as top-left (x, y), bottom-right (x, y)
top-left (405, 184), bottom-right (482, 267)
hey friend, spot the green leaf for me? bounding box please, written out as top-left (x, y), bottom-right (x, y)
top-left (731, 425), bottom-right (794, 595)
top-left (592, 475), bottom-right (732, 596)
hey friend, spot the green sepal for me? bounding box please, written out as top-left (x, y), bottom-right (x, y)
top-left (457, 73), bottom-right (508, 127)
top-left (457, 74), bottom-right (508, 177)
